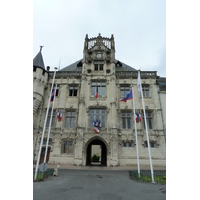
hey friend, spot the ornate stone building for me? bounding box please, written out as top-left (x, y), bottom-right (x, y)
top-left (33, 34), bottom-right (166, 168)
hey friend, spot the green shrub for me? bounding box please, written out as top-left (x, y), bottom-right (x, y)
top-left (91, 154), bottom-right (100, 162)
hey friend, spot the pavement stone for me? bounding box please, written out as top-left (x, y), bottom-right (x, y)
top-left (33, 169), bottom-right (166, 200)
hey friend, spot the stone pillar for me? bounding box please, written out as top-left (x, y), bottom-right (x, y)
top-left (74, 128), bottom-right (84, 166)
top-left (110, 128), bottom-right (119, 166)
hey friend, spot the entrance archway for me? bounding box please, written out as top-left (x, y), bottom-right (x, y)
top-left (86, 139), bottom-right (107, 166)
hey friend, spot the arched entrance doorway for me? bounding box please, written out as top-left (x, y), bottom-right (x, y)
top-left (39, 147), bottom-right (51, 164)
top-left (86, 139), bottom-right (107, 166)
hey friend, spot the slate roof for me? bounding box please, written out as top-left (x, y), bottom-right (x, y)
top-left (33, 49), bottom-right (45, 70)
top-left (60, 59), bottom-right (83, 72)
top-left (59, 59), bottom-right (136, 72)
top-left (115, 60), bottom-right (137, 71)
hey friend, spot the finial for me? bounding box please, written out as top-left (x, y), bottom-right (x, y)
top-left (39, 46), bottom-right (44, 51)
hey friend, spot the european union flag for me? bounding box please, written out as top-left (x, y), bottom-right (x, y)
top-left (120, 89), bottom-right (133, 102)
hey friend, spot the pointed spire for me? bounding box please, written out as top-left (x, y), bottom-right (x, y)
top-left (33, 46), bottom-right (45, 69)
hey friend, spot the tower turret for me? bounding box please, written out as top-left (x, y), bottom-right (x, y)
top-left (33, 47), bottom-right (48, 116)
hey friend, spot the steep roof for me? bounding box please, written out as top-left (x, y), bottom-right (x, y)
top-left (59, 59), bottom-right (136, 72)
top-left (115, 60), bottom-right (137, 71)
top-left (60, 59), bottom-right (83, 72)
top-left (33, 48), bottom-right (45, 70)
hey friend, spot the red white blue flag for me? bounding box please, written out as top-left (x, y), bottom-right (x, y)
top-left (119, 89), bottom-right (133, 102)
top-left (95, 86), bottom-right (98, 98)
top-left (135, 112), bottom-right (141, 122)
top-left (57, 111), bottom-right (62, 121)
top-left (93, 120), bottom-right (101, 134)
top-left (50, 87), bottom-right (56, 102)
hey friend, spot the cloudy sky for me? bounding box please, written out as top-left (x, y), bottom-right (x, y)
top-left (33, 0), bottom-right (166, 77)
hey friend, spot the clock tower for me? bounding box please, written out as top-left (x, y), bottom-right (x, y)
top-left (82, 33), bottom-right (115, 72)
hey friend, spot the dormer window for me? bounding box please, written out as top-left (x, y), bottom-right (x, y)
top-left (77, 61), bottom-right (82, 67)
top-left (115, 61), bottom-right (122, 67)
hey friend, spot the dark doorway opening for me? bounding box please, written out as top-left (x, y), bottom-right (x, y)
top-left (39, 147), bottom-right (51, 164)
top-left (86, 139), bottom-right (107, 166)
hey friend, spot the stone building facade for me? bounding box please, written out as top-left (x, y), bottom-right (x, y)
top-left (33, 34), bottom-right (166, 168)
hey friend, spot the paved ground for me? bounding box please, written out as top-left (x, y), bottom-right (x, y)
top-left (33, 168), bottom-right (166, 200)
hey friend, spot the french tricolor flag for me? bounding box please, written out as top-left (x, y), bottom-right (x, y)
top-left (93, 120), bottom-right (101, 134)
top-left (95, 86), bottom-right (98, 98)
top-left (139, 113), bottom-right (141, 122)
top-left (50, 87), bottom-right (56, 102)
top-left (135, 112), bottom-right (141, 122)
top-left (57, 111), bottom-right (62, 121)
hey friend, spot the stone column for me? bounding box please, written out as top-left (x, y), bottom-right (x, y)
top-left (110, 128), bottom-right (119, 166)
top-left (74, 128), bottom-right (84, 166)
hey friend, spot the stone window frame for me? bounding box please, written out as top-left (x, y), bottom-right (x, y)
top-left (55, 84), bottom-right (60, 97)
top-left (61, 139), bottom-right (74, 154)
top-left (89, 108), bottom-right (106, 128)
top-left (142, 110), bottom-right (153, 130)
top-left (120, 85), bottom-right (131, 97)
top-left (93, 60), bottom-right (104, 71)
top-left (122, 140), bottom-right (134, 147)
top-left (144, 140), bottom-right (157, 148)
top-left (65, 110), bottom-right (76, 129)
top-left (91, 80), bottom-right (106, 97)
top-left (142, 84), bottom-right (150, 98)
top-left (46, 109), bottom-right (56, 128)
top-left (69, 85), bottom-right (78, 97)
top-left (49, 84), bottom-right (59, 97)
top-left (121, 111), bottom-right (132, 129)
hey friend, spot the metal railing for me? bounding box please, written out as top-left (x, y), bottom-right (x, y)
top-left (129, 170), bottom-right (166, 184)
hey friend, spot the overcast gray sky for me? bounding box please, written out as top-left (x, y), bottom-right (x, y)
top-left (33, 0), bottom-right (166, 77)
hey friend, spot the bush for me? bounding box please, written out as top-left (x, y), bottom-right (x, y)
top-left (91, 154), bottom-right (100, 162)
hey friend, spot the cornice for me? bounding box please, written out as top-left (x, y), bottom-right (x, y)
top-left (48, 71), bottom-right (157, 79)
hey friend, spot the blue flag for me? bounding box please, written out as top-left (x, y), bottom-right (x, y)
top-left (120, 89), bottom-right (133, 102)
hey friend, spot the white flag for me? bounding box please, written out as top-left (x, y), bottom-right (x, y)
top-left (137, 72), bottom-right (142, 95)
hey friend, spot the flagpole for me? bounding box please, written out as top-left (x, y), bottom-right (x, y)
top-left (44, 84), bottom-right (57, 164)
top-left (132, 86), bottom-right (140, 177)
top-left (138, 70), bottom-right (154, 183)
top-left (34, 67), bottom-right (57, 180)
